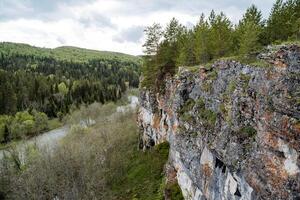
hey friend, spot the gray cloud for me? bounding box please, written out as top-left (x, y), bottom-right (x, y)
top-left (112, 0), bottom-right (274, 21)
top-left (0, 0), bottom-right (95, 21)
top-left (79, 13), bottom-right (115, 28)
top-left (0, 0), bottom-right (277, 55)
top-left (57, 36), bottom-right (66, 45)
top-left (113, 26), bottom-right (144, 43)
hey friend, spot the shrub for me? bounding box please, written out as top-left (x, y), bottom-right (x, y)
top-left (179, 99), bottom-right (195, 116)
top-left (196, 98), bottom-right (217, 128)
top-left (0, 102), bottom-right (170, 200)
top-left (165, 182), bottom-right (184, 200)
top-left (240, 125), bottom-right (257, 138)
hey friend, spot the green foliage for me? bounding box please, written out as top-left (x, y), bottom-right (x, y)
top-left (208, 69), bottom-right (218, 80)
top-left (266, 0), bottom-right (300, 43)
top-left (177, 30), bottom-right (197, 66)
top-left (0, 102), bottom-right (170, 199)
top-left (0, 110), bottom-right (56, 144)
top-left (47, 118), bottom-right (63, 130)
top-left (143, 23), bottom-right (163, 55)
top-left (202, 82), bottom-right (213, 93)
top-left (194, 14), bottom-right (211, 63)
top-left (0, 42), bottom-right (141, 63)
top-left (0, 43), bottom-right (141, 118)
top-left (209, 11), bottom-right (234, 58)
top-left (239, 125), bottom-right (257, 138)
top-left (239, 21), bottom-right (262, 55)
top-left (58, 82), bottom-right (68, 95)
top-left (199, 109), bottom-right (217, 128)
top-left (165, 182), bottom-right (184, 200)
top-left (220, 103), bottom-right (227, 115)
top-left (201, 70), bottom-right (218, 93)
top-left (141, 1), bottom-right (300, 89)
top-left (196, 98), bottom-right (217, 128)
top-left (240, 74), bottom-right (251, 91)
top-left (228, 80), bottom-right (237, 93)
top-left (237, 5), bottom-right (263, 55)
top-left (155, 142), bottom-right (170, 158)
top-left (179, 99), bottom-right (195, 116)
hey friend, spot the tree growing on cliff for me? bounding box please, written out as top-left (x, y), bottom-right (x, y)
top-left (237, 5), bottom-right (263, 55)
top-left (209, 11), bottom-right (234, 58)
top-left (266, 0), bottom-right (300, 43)
top-left (158, 18), bottom-right (185, 69)
top-left (176, 29), bottom-right (197, 66)
top-left (142, 23), bottom-right (163, 88)
top-left (238, 21), bottom-right (262, 56)
top-left (143, 23), bottom-right (163, 56)
top-left (194, 14), bottom-right (211, 63)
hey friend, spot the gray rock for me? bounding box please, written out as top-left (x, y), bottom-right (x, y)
top-left (138, 45), bottom-right (300, 200)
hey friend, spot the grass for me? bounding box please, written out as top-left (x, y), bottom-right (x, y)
top-left (179, 99), bottom-right (195, 116)
top-left (274, 39), bottom-right (300, 46)
top-left (228, 80), bottom-right (237, 94)
top-left (47, 118), bottom-right (63, 130)
top-left (240, 74), bottom-right (251, 91)
top-left (196, 98), bottom-right (217, 128)
top-left (239, 126), bottom-right (257, 138)
top-left (165, 182), bottom-right (184, 200)
top-left (112, 142), bottom-right (170, 200)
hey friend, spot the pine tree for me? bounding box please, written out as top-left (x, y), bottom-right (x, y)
top-left (240, 4), bottom-right (263, 26)
top-left (266, 0), bottom-right (300, 42)
top-left (142, 23), bottom-right (163, 56)
top-left (160, 18), bottom-right (184, 67)
top-left (209, 11), bottom-right (234, 58)
top-left (237, 5), bottom-right (263, 55)
top-left (239, 21), bottom-right (262, 55)
top-left (194, 14), bottom-right (211, 63)
top-left (176, 29), bottom-right (196, 66)
top-left (164, 18), bottom-right (184, 44)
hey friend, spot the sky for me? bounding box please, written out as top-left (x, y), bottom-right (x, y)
top-left (0, 0), bottom-right (276, 55)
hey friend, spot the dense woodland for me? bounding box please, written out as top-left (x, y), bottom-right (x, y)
top-left (142, 0), bottom-right (300, 88)
top-left (0, 43), bottom-right (141, 143)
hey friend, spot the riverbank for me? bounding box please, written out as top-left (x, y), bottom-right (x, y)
top-left (0, 118), bottom-right (63, 151)
top-left (0, 95), bottom-right (139, 161)
top-left (0, 94), bottom-right (183, 200)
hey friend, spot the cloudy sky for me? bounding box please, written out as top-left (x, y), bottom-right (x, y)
top-left (0, 0), bottom-right (275, 55)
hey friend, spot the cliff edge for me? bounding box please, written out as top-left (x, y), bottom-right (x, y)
top-left (138, 45), bottom-right (300, 200)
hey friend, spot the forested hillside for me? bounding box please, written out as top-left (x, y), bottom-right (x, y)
top-left (0, 42), bottom-right (141, 143)
top-left (142, 0), bottom-right (300, 89)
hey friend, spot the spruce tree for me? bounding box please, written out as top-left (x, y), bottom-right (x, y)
top-left (194, 14), bottom-right (211, 63)
top-left (209, 11), bottom-right (234, 58)
top-left (237, 5), bottom-right (263, 55)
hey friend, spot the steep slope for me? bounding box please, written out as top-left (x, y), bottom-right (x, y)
top-left (138, 45), bottom-right (300, 199)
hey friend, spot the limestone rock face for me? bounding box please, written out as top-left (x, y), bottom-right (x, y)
top-left (138, 45), bottom-right (300, 200)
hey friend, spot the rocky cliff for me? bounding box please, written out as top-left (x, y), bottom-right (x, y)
top-left (138, 45), bottom-right (300, 200)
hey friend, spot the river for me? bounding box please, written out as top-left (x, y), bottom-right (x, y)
top-left (0, 96), bottom-right (138, 162)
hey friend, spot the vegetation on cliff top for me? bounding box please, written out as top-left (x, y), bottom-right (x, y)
top-left (141, 0), bottom-right (300, 89)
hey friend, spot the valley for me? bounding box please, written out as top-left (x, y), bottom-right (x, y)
top-left (0, 0), bottom-right (300, 199)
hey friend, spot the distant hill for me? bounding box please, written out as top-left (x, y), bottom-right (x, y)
top-left (0, 42), bottom-right (141, 63)
top-left (0, 41), bottom-right (141, 120)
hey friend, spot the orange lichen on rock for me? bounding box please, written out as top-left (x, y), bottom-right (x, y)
top-left (262, 155), bottom-right (288, 188)
top-left (153, 113), bottom-right (161, 130)
top-left (262, 132), bottom-right (279, 149)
